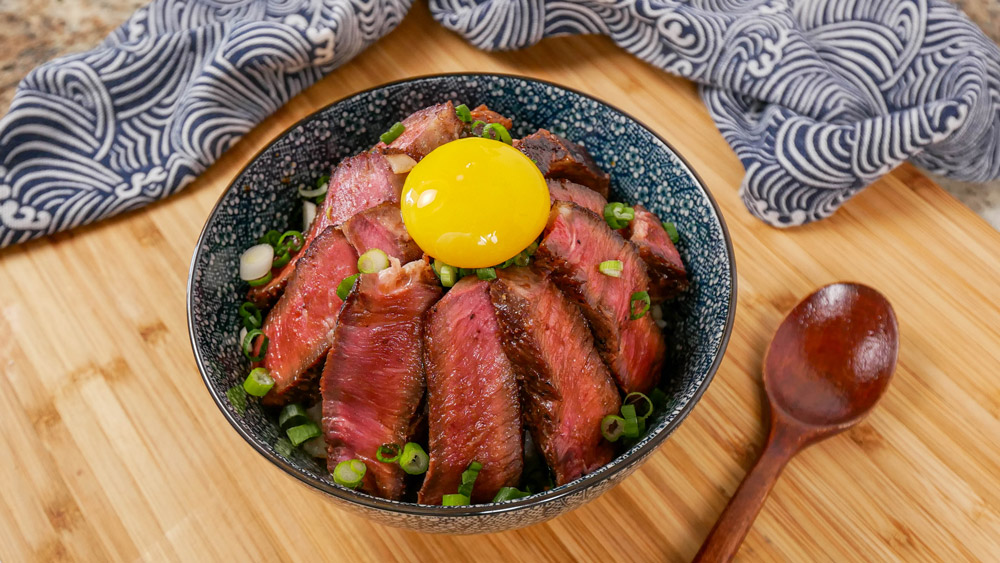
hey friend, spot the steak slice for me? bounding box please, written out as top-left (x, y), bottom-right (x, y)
top-left (258, 227), bottom-right (358, 406)
top-left (375, 101), bottom-right (464, 160)
top-left (248, 151), bottom-right (403, 307)
top-left (491, 268), bottom-right (620, 486)
top-left (321, 259), bottom-right (442, 500)
top-left (419, 278), bottom-right (523, 505)
top-left (547, 178), bottom-right (607, 217)
top-left (342, 203), bottom-right (422, 264)
top-left (514, 129), bottom-right (610, 198)
top-left (535, 202), bottom-right (666, 395)
top-left (625, 205), bottom-right (688, 302)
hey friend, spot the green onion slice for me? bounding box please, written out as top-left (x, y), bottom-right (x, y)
top-left (286, 421), bottom-right (322, 446)
top-left (271, 250), bottom-right (291, 269)
top-left (492, 487), bottom-right (531, 503)
top-left (442, 493), bottom-right (470, 506)
top-left (621, 404), bottom-right (640, 438)
top-left (514, 252), bottom-right (530, 267)
top-left (470, 120), bottom-right (487, 134)
top-left (377, 443), bottom-right (402, 463)
top-left (436, 261), bottom-right (458, 288)
top-left (239, 302), bottom-right (262, 330)
top-left (358, 249), bottom-right (390, 273)
top-left (399, 442), bottom-right (429, 475)
top-left (226, 385), bottom-right (248, 416)
top-left (455, 104), bottom-right (472, 123)
top-left (629, 291), bottom-right (651, 320)
top-left (663, 221), bottom-right (680, 244)
top-left (481, 123), bottom-right (512, 145)
top-left (246, 271), bottom-right (273, 287)
top-left (651, 388), bottom-right (668, 409)
top-left (243, 367), bottom-right (274, 397)
top-left (598, 259), bottom-right (623, 278)
top-left (277, 230), bottom-right (305, 253)
top-left (457, 461), bottom-right (483, 498)
top-left (333, 459), bottom-right (367, 489)
top-left (298, 181), bottom-right (328, 199)
top-left (380, 122), bottom-right (405, 144)
top-left (258, 229), bottom-right (281, 247)
top-left (242, 329), bottom-right (269, 362)
top-left (525, 241), bottom-right (539, 256)
top-left (601, 414), bottom-right (625, 442)
top-left (624, 392), bottom-right (654, 419)
top-left (336, 274), bottom-right (359, 301)
top-left (603, 202), bottom-right (635, 229)
top-left (274, 437), bottom-right (294, 458)
top-left (476, 267), bottom-right (497, 281)
top-left (278, 403), bottom-right (310, 431)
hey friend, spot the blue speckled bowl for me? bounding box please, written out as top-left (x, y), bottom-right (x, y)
top-left (187, 74), bottom-right (736, 534)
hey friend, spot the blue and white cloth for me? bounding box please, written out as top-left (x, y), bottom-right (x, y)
top-left (1, 0), bottom-right (998, 246)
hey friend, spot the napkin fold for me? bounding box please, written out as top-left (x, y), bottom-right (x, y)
top-left (1, 0), bottom-right (998, 247)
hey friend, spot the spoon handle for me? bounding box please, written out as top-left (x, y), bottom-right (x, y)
top-left (692, 422), bottom-right (800, 563)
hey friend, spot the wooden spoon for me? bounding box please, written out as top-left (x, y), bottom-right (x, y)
top-left (694, 283), bottom-right (899, 562)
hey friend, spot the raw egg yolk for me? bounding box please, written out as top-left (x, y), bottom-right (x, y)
top-left (401, 137), bottom-right (549, 269)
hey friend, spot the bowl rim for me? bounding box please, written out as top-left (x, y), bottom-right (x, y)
top-left (187, 72), bottom-right (737, 518)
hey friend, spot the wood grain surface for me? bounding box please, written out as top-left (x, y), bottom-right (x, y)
top-left (3, 5), bottom-right (1000, 562)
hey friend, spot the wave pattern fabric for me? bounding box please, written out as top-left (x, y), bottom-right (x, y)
top-left (2, 1), bottom-right (999, 246)
top-left (431, 0), bottom-right (1000, 226)
top-left (0, 0), bottom-right (412, 247)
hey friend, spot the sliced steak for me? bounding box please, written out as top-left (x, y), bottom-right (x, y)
top-left (258, 227), bottom-right (357, 406)
top-left (491, 268), bottom-right (620, 486)
top-left (419, 278), bottom-right (523, 505)
top-left (547, 178), bottom-right (607, 216)
top-left (248, 151), bottom-right (403, 307)
top-left (514, 129), bottom-right (610, 198)
top-left (625, 205), bottom-right (688, 302)
top-left (342, 202), bottom-right (422, 264)
top-left (321, 259), bottom-right (442, 500)
top-left (376, 102), bottom-right (464, 160)
top-left (535, 202), bottom-right (666, 395)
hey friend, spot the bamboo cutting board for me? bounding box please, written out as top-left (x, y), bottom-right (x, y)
top-left (3, 5), bottom-right (1000, 562)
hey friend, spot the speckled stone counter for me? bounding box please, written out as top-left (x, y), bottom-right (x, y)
top-left (1, 0), bottom-right (999, 228)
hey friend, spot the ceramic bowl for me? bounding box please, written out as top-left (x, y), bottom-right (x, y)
top-left (187, 73), bottom-right (736, 534)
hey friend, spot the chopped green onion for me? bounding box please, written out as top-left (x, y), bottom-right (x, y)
top-left (380, 122), bottom-right (405, 144)
top-left (377, 443), bottom-right (402, 463)
top-left (399, 442), bottom-right (429, 475)
top-left (621, 404), bottom-right (640, 438)
top-left (630, 291), bottom-right (651, 320)
top-left (277, 230), bottom-right (305, 253)
top-left (333, 459), bottom-right (367, 489)
top-left (226, 385), bottom-right (248, 415)
top-left (455, 104), bottom-right (472, 123)
top-left (271, 250), bottom-right (291, 269)
top-left (497, 257), bottom-right (516, 269)
top-left (492, 487), bottom-right (531, 502)
top-left (481, 123), bottom-right (512, 145)
top-left (624, 392), bottom-right (654, 419)
top-left (601, 414), bottom-right (625, 442)
top-left (314, 194), bottom-right (325, 205)
top-left (336, 274), bottom-right (359, 301)
top-left (278, 403), bottom-right (310, 431)
top-left (298, 180), bottom-right (328, 199)
top-left (476, 267), bottom-right (497, 281)
top-left (239, 302), bottom-right (262, 330)
top-left (243, 367), bottom-right (274, 397)
top-left (457, 461), bottom-right (483, 498)
top-left (434, 259), bottom-right (458, 288)
top-left (274, 437), bottom-right (294, 458)
top-left (663, 221), bottom-right (680, 244)
top-left (458, 268), bottom-right (475, 278)
top-left (286, 421), bottom-right (322, 446)
top-left (316, 175), bottom-right (330, 188)
top-left (247, 271), bottom-right (273, 287)
top-left (651, 388), bottom-right (668, 410)
top-left (442, 493), bottom-right (470, 506)
top-left (470, 120), bottom-right (487, 134)
top-left (358, 249), bottom-right (390, 273)
top-left (514, 252), bottom-right (530, 267)
top-left (604, 202), bottom-right (635, 229)
top-left (598, 259), bottom-right (623, 278)
top-left (636, 414), bottom-right (647, 435)
top-left (242, 329), bottom-right (268, 362)
top-left (258, 229), bottom-right (281, 247)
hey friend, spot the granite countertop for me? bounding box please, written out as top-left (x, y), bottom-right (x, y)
top-left (1, 0), bottom-right (999, 229)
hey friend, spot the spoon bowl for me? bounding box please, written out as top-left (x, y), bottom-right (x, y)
top-left (695, 283), bottom-right (898, 562)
